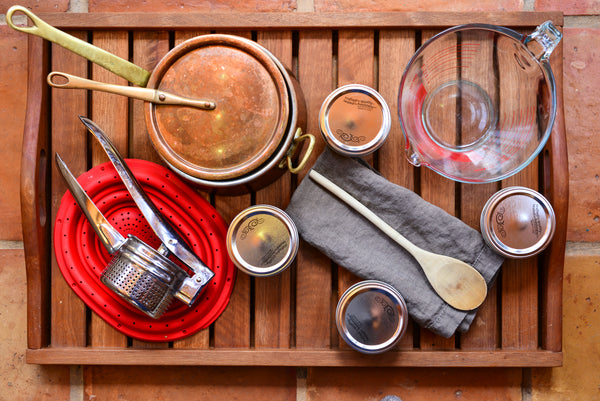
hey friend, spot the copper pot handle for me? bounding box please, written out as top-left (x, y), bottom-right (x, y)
top-left (279, 128), bottom-right (315, 174)
top-left (47, 72), bottom-right (216, 110)
top-left (7, 5), bottom-right (151, 87)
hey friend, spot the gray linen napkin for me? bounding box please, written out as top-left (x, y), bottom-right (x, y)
top-left (286, 149), bottom-right (504, 338)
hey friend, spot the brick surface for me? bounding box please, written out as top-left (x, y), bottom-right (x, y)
top-left (531, 245), bottom-right (600, 400)
top-left (306, 367), bottom-right (522, 400)
top-left (0, 1), bottom-right (69, 14)
top-left (534, 0), bottom-right (600, 15)
top-left (0, 249), bottom-right (70, 401)
top-left (89, 0), bottom-right (297, 12)
top-left (85, 366), bottom-right (296, 400)
top-left (315, 0), bottom-right (523, 12)
top-left (562, 28), bottom-right (600, 241)
top-left (0, 27), bottom-right (27, 241)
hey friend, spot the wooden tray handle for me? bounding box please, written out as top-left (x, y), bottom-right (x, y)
top-left (539, 35), bottom-right (568, 352)
top-left (21, 36), bottom-right (51, 350)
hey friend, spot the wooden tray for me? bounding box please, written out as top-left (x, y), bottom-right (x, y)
top-left (21, 11), bottom-right (567, 367)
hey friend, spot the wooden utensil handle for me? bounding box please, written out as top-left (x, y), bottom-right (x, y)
top-left (308, 169), bottom-right (420, 258)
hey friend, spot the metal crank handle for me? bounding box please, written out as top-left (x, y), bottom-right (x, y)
top-left (78, 117), bottom-right (215, 298)
top-left (55, 153), bottom-right (126, 254)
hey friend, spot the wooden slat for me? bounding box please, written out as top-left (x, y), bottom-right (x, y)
top-left (253, 31), bottom-right (294, 349)
top-left (171, 31), bottom-right (211, 204)
top-left (459, 183), bottom-right (500, 350)
top-left (26, 348), bottom-right (563, 367)
top-left (50, 33), bottom-right (88, 348)
top-left (88, 31), bottom-right (129, 348)
top-left (458, 31), bottom-right (501, 350)
top-left (377, 29), bottom-right (417, 350)
top-left (497, 28), bottom-right (539, 350)
top-left (418, 29), bottom-right (457, 351)
top-left (211, 31), bottom-right (253, 349)
top-left (166, 30), bottom-right (214, 349)
top-left (39, 12), bottom-right (563, 30)
top-left (337, 29), bottom-right (374, 87)
top-left (377, 30), bottom-right (416, 190)
top-left (130, 31), bottom-right (169, 164)
top-left (459, 184), bottom-right (500, 350)
top-left (500, 163), bottom-right (539, 350)
top-left (174, 30), bottom-right (211, 46)
top-left (212, 194), bottom-right (252, 348)
top-left (129, 31), bottom-right (170, 349)
top-left (500, 171), bottom-right (539, 350)
top-left (335, 29), bottom-right (375, 349)
top-left (295, 30), bottom-right (333, 349)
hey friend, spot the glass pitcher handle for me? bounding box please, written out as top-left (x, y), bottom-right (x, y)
top-left (524, 21), bottom-right (562, 61)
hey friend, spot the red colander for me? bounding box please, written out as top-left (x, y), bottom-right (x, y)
top-left (54, 158), bottom-right (236, 342)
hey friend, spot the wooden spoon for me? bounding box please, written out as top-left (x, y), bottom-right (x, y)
top-left (309, 170), bottom-right (487, 311)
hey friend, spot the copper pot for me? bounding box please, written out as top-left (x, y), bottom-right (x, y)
top-left (149, 35), bottom-right (311, 195)
top-left (8, 6), bottom-right (313, 195)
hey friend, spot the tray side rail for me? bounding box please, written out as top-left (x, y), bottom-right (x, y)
top-left (21, 35), bottom-right (51, 350)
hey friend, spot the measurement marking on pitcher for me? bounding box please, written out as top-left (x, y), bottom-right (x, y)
top-left (421, 44), bottom-right (480, 74)
top-left (422, 43), bottom-right (481, 66)
top-left (423, 65), bottom-right (473, 87)
top-left (421, 43), bottom-right (480, 87)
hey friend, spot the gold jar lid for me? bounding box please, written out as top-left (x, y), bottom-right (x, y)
top-left (226, 205), bottom-right (298, 276)
top-left (480, 186), bottom-right (556, 258)
top-left (319, 84), bottom-right (391, 157)
top-left (336, 280), bottom-right (408, 354)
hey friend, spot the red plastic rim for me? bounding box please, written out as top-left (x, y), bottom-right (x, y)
top-left (54, 159), bottom-right (236, 342)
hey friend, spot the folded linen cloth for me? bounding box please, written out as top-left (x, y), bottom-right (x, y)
top-left (286, 149), bottom-right (504, 338)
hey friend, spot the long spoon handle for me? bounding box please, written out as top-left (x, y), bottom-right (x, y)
top-left (48, 72), bottom-right (216, 110)
top-left (309, 170), bottom-right (422, 259)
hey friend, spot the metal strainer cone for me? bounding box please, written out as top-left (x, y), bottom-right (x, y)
top-left (101, 236), bottom-right (183, 319)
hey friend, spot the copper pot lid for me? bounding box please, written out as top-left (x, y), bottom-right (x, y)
top-left (145, 35), bottom-right (290, 181)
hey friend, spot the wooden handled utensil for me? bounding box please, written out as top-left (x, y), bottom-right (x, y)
top-left (309, 170), bottom-right (487, 311)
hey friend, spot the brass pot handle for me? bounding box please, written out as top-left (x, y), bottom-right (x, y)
top-left (47, 72), bottom-right (216, 110)
top-left (279, 128), bottom-right (315, 174)
top-left (7, 5), bottom-right (151, 87)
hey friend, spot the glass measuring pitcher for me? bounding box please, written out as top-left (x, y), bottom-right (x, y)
top-left (398, 21), bottom-right (562, 183)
